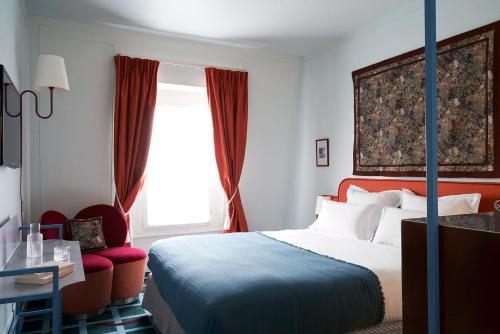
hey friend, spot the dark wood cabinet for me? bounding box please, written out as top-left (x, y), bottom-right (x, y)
top-left (402, 212), bottom-right (500, 334)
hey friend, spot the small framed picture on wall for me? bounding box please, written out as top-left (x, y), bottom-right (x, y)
top-left (316, 138), bottom-right (329, 167)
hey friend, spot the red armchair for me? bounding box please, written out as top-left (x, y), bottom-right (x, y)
top-left (74, 204), bottom-right (147, 305)
top-left (40, 211), bottom-right (113, 318)
top-left (40, 204), bottom-right (147, 318)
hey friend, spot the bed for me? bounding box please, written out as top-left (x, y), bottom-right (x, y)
top-left (142, 178), bottom-right (500, 334)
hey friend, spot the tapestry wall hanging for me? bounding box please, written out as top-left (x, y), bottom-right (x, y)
top-left (352, 21), bottom-right (500, 177)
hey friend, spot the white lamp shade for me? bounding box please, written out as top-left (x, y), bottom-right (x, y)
top-left (315, 195), bottom-right (331, 215)
top-left (34, 55), bottom-right (70, 92)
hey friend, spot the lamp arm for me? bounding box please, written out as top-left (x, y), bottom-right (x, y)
top-left (19, 87), bottom-right (54, 120)
top-left (5, 84), bottom-right (55, 119)
top-left (3, 83), bottom-right (21, 118)
top-left (42, 87), bottom-right (55, 120)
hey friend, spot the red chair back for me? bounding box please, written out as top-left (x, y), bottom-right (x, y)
top-left (40, 210), bottom-right (69, 240)
top-left (74, 204), bottom-right (128, 247)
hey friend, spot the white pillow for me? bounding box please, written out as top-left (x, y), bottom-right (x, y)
top-left (309, 200), bottom-right (383, 241)
top-left (347, 184), bottom-right (401, 207)
top-left (373, 207), bottom-right (425, 248)
top-left (401, 188), bottom-right (481, 215)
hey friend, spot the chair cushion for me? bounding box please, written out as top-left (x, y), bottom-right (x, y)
top-left (82, 254), bottom-right (113, 274)
top-left (93, 247), bottom-right (147, 265)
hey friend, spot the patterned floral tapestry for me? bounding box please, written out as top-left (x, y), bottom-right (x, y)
top-left (353, 21), bottom-right (500, 177)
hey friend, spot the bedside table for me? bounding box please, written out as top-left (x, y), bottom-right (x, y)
top-left (402, 212), bottom-right (500, 333)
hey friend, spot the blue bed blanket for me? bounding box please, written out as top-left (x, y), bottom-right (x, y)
top-left (148, 232), bottom-right (384, 334)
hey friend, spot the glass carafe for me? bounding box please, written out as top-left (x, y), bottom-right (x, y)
top-left (27, 223), bottom-right (43, 258)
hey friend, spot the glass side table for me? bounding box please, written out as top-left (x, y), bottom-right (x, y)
top-left (0, 225), bottom-right (84, 333)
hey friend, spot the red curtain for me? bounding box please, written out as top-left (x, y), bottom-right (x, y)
top-left (113, 55), bottom-right (160, 237)
top-left (205, 67), bottom-right (249, 233)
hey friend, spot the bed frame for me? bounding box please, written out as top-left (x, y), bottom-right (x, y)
top-left (332, 178), bottom-right (500, 212)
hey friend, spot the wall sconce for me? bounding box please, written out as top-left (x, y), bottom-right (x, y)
top-left (4, 54), bottom-right (69, 119)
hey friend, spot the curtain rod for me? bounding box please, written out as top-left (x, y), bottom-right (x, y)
top-left (117, 53), bottom-right (246, 72)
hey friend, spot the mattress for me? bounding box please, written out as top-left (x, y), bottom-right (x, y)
top-left (143, 228), bottom-right (402, 333)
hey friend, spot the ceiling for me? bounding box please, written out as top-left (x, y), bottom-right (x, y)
top-left (25, 0), bottom-right (416, 55)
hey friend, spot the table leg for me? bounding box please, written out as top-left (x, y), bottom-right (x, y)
top-left (15, 302), bottom-right (20, 334)
top-left (52, 290), bottom-right (61, 333)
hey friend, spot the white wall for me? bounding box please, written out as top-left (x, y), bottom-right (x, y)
top-left (0, 0), bottom-right (29, 331)
top-left (28, 17), bottom-right (302, 244)
top-left (290, 0), bottom-right (500, 229)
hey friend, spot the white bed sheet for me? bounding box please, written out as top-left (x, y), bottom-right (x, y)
top-left (262, 229), bottom-right (402, 321)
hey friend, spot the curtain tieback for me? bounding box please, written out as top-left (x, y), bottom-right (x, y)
top-left (115, 194), bottom-right (126, 214)
top-left (223, 186), bottom-right (239, 230)
top-left (114, 193), bottom-right (132, 243)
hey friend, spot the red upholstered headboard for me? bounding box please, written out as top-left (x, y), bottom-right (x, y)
top-left (336, 178), bottom-right (500, 213)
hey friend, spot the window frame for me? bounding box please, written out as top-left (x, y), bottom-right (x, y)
top-left (131, 182), bottom-right (225, 238)
top-left (130, 82), bottom-right (225, 238)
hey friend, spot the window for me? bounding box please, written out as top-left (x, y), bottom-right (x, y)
top-left (130, 83), bottom-right (224, 237)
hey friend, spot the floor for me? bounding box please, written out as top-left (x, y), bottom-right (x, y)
top-left (20, 278), bottom-right (159, 334)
